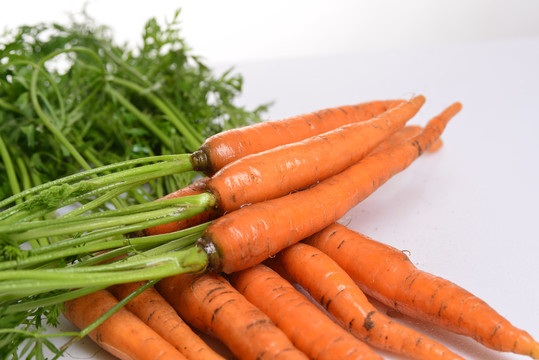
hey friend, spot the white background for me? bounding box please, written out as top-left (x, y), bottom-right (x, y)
top-left (2, 1), bottom-right (539, 360)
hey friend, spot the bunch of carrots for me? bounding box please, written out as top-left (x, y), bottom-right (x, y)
top-left (1, 95), bottom-right (538, 360)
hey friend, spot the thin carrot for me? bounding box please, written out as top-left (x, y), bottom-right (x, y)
top-left (305, 223), bottom-right (539, 359)
top-left (272, 242), bottom-right (464, 360)
top-left (156, 272), bottom-right (309, 360)
top-left (63, 289), bottom-right (188, 360)
top-left (193, 99), bottom-right (405, 175)
top-left (108, 281), bottom-right (225, 360)
top-left (204, 95), bottom-right (424, 213)
top-left (196, 102), bottom-right (462, 274)
top-left (143, 177), bottom-right (218, 236)
top-left (230, 263), bottom-right (383, 360)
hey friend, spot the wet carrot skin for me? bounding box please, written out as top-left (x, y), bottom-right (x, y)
top-left (156, 272), bottom-right (309, 360)
top-left (64, 290), bottom-right (187, 360)
top-left (191, 99), bottom-right (405, 175)
top-left (197, 102), bottom-right (462, 274)
top-left (205, 96), bottom-right (425, 214)
top-left (305, 223), bottom-right (539, 358)
top-left (273, 243), bottom-right (465, 360)
top-left (230, 264), bottom-right (383, 360)
top-left (108, 281), bottom-right (225, 360)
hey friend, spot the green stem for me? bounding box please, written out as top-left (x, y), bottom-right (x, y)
top-left (7, 205), bottom-right (201, 243)
top-left (105, 86), bottom-right (174, 149)
top-left (3, 286), bottom-right (105, 314)
top-left (0, 135), bottom-right (22, 203)
top-left (2, 225), bottom-right (204, 271)
top-left (108, 76), bottom-right (202, 151)
top-left (0, 247), bottom-right (207, 296)
top-left (0, 154), bottom-right (188, 209)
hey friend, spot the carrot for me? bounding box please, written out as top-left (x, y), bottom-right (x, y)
top-left (204, 95), bottom-right (425, 214)
top-left (155, 272), bottom-right (309, 360)
top-left (193, 99), bottom-right (405, 175)
top-left (146, 121), bottom-right (424, 237)
top-left (230, 263), bottom-right (383, 360)
top-left (196, 101), bottom-right (462, 274)
top-left (305, 223), bottom-right (539, 359)
top-left (63, 289), bottom-right (188, 360)
top-left (272, 242), bottom-right (464, 360)
top-left (108, 281), bottom-right (225, 360)
top-left (143, 177), bottom-right (219, 236)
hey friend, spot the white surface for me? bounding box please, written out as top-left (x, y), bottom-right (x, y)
top-left (3, 2), bottom-right (538, 359)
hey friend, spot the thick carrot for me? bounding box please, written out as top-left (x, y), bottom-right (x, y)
top-left (108, 281), bottom-right (225, 360)
top-left (192, 99), bottom-right (404, 175)
top-left (305, 223), bottom-right (539, 359)
top-left (143, 177), bottom-right (218, 236)
top-left (204, 96), bottom-right (425, 213)
top-left (146, 122), bottom-right (424, 237)
top-left (63, 289), bottom-right (188, 360)
top-left (155, 272), bottom-right (309, 360)
top-left (230, 263), bottom-right (383, 360)
top-left (272, 242), bottom-right (464, 360)
top-left (196, 102), bottom-right (462, 274)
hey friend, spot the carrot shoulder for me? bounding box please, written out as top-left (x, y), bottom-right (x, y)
top-left (193, 99), bottom-right (404, 175)
top-left (63, 289), bottom-right (187, 360)
top-left (155, 272), bottom-right (309, 360)
top-left (196, 102), bottom-right (462, 274)
top-left (272, 242), bottom-right (464, 360)
top-left (230, 263), bottom-right (383, 360)
top-left (205, 96), bottom-right (424, 214)
top-left (108, 281), bottom-right (224, 360)
top-left (305, 223), bottom-right (539, 359)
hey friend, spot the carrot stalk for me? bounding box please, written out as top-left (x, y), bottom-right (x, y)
top-left (272, 242), bottom-right (465, 360)
top-left (156, 272), bottom-right (309, 360)
top-left (197, 102), bottom-right (462, 274)
top-left (230, 263), bottom-right (383, 360)
top-left (109, 281), bottom-right (225, 360)
top-left (63, 289), bottom-right (188, 360)
top-left (305, 223), bottom-right (539, 359)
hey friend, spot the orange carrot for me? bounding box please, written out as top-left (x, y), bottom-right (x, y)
top-left (272, 242), bottom-right (464, 360)
top-left (146, 121), bottom-right (424, 237)
top-left (305, 223), bottom-right (539, 359)
top-left (63, 289), bottom-right (187, 360)
top-left (156, 272), bottom-right (309, 360)
top-left (108, 281), bottom-right (225, 360)
top-left (192, 99), bottom-right (405, 175)
top-left (230, 263), bottom-right (383, 360)
top-left (204, 96), bottom-right (425, 214)
top-left (143, 177), bottom-right (218, 236)
top-left (196, 102), bottom-right (462, 274)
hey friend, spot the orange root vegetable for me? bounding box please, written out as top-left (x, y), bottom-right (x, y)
top-left (230, 263), bottom-right (383, 360)
top-left (143, 177), bottom-right (219, 236)
top-left (272, 242), bottom-right (464, 360)
top-left (63, 289), bottom-right (187, 360)
top-left (205, 96), bottom-right (425, 214)
top-left (155, 272), bottom-right (309, 360)
top-left (196, 102), bottom-right (462, 274)
top-left (193, 99), bottom-right (405, 175)
top-left (108, 281), bottom-right (224, 360)
top-left (305, 223), bottom-right (539, 359)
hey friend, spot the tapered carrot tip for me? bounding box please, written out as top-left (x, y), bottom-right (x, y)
top-left (531, 342), bottom-right (539, 359)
